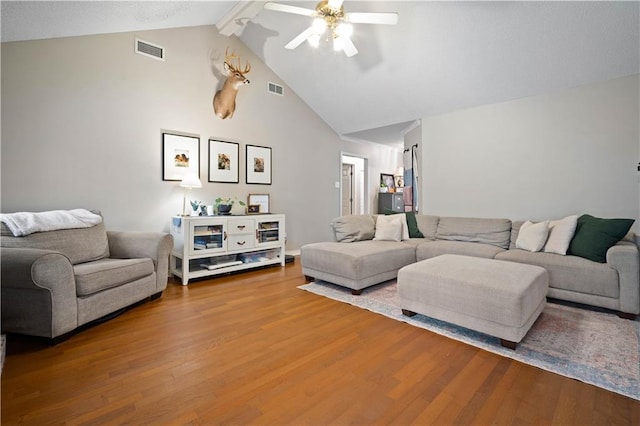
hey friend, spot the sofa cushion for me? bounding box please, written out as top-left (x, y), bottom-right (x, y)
top-left (374, 215), bottom-right (403, 242)
top-left (0, 221), bottom-right (110, 265)
top-left (414, 215), bottom-right (439, 240)
top-left (74, 258), bottom-right (154, 297)
top-left (543, 215), bottom-right (578, 255)
top-left (405, 212), bottom-right (424, 238)
top-left (416, 240), bottom-right (505, 261)
top-left (300, 240), bottom-right (416, 281)
top-left (516, 220), bottom-right (550, 252)
top-left (331, 215), bottom-right (375, 243)
top-left (568, 214), bottom-right (635, 263)
top-left (436, 217), bottom-right (512, 249)
top-left (495, 249), bottom-right (619, 298)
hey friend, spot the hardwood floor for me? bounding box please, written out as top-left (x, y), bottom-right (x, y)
top-left (2, 259), bottom-right (638, 425)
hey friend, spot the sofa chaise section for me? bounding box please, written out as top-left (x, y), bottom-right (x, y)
top-left (301, 240), bottom-right (415, 294)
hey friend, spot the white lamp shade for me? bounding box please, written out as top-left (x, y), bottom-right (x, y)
top-left (180, 173), bottom-right (202, 189)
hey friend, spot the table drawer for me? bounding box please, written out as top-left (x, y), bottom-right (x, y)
top-left (227, 219), bottom-right (254, 235)
top-left (228, 234), bottom-right (255, 250)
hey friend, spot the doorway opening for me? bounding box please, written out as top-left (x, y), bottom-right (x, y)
top-left (341, 154), bottom-right (366, 215)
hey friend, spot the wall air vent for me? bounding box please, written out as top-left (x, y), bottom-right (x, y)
top-left (135, 38), bottom-right (165, 61)
top-left (267, 82), bottom-right (284, 96)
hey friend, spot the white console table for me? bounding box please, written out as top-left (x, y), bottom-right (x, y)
top-left (169, 214), bottom-right (285, 285)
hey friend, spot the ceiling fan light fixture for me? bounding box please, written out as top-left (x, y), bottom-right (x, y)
top-left (308, 33), bottom-right (321, 48)
top-left (265, 1), bottom-right (398, 57)
top-left (312, 17), bottom-right (327, 35)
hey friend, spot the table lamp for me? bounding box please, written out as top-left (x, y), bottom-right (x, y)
top-left (180, 173), bottom-right (202, 216)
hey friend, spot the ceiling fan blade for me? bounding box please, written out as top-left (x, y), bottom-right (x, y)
top-left (264, 2), bottom-right (315, 17)
top-left (342, 36), bottom-right (358, 57)
top-left (328, 0), bottom-right (344, 8)
top-left (346, 12), bottom-right (399, 25)
top-left (285, 27), bottom-right (315, 50)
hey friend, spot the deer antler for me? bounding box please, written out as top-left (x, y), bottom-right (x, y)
top-left (223, 47), bottom-right (250, 74)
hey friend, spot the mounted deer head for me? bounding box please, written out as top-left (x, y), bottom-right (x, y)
top-left (213, 48), bottom-right (251, 120)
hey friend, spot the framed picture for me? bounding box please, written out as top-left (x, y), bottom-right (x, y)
top-left (380, 173), bottom-right (395, 189)
top-left (246, 144), bottom-right (272, 185)
top-left (248, 193), bottom-right (270, 213)
top-left (394, 175), bottom-right (404, 188)
top-left (208, 139), bottom-right (239, 183)
top-left (247, 204), bottom-right (260, 214)
top-left (162, 132), bottom-right (200, 181)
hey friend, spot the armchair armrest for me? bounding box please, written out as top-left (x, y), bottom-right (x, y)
top-left (607, 241), bottom-right (640, 315)
top-left (1, 247), bottom-right (78, 338)
top-left (107, 231), bottom-right (174, 291)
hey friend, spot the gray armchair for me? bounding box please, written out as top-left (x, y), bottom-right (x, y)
top-left (1, 216), bottom-right (173, 341)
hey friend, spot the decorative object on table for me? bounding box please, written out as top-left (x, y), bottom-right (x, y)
top-left (162, 132), bottom-right (200, 181)
top-left (208, 139), bottom-right (240, 183)
top-left (248, 193), bottom-right (270, 213)
top-left (246, 145), bottom-right (272, 185)
top-left (189, 200), bottom-right (201, 217)
top-left (380, 173), bottom-right (395, 192)
top-left (247, 204), bottom-right (260, 214)
top-left (179, 173), bottom-right (202, 216)
top-left (214, 197), bottom-right (246, 215)
top-left (263, 1), bottom-right (398, 57)
top-left (213, 47), bottom-right (251, 120)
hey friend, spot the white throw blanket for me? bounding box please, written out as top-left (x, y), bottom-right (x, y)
top-left (0, 209), bottom-right (103, 237)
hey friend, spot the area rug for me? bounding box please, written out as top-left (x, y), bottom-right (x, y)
top-left (299, 280), bottom-right (640, 400)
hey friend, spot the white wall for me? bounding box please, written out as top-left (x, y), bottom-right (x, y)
top-left (421, 74), bottom-right (640, 230)
top-left (1, 26), bottom-right (395, 250)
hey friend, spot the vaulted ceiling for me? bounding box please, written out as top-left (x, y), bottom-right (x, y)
top-left (2, 1), bottom-right (639, 147)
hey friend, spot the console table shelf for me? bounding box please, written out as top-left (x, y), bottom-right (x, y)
top-left (170, 214), bottom-right (285, 285)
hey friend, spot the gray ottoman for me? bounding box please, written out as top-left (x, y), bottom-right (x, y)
top-left (398, 254), bottom-right (548, 349)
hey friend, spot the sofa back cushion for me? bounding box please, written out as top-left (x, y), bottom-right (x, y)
top-left (331, 215), bottom-right (376, 243)
top-left (1, 221), bottom-right (110, 265)
top-left (414, 215), bottom-right (439, 240)
top-left (436, 217), bottom-right (512, 249)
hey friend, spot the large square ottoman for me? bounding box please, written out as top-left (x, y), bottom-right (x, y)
top-left (300, 241), bottom-right (416, 295)
top-left (398, 254), bottom-right (549, 349)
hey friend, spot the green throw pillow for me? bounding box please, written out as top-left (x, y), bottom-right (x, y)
top-left (405, 212), bottom-right (424, 238)
top-left (568, 214), bottom-right (634, 263)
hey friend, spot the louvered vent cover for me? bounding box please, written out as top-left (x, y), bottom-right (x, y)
top-left (267, 82), bottom-right (284, 96)
top-left (135, 38), bottom-right (164, 61)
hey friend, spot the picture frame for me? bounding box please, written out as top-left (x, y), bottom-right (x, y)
top-left (208, 139), bottom-right (239, 183)
top-left (394, 175), bottom-right (404, 188)
top-left (248, 193), bottom-right (270, 213)
top-left (247, 204), bottom-right (260, 214)
top-left (162, 132), bottom-right (200, 181)
top-left (246, 144), bottom-right (272, 185)
top-left (380, 173), bottom-right (395, 189)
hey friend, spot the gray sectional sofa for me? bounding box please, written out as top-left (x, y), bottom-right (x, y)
top-left (300, 214), bottom-right (639, 318)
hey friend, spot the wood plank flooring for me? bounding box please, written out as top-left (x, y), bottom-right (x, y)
top-left (2, 259), bottom-right (639, 425)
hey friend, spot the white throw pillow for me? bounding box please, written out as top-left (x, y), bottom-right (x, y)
top-left (516, 220), bottom-right (550, 252)
top-left (543, 215), bottom-right (578, 255)
top-left (374, 215), bottom-right (403, 242)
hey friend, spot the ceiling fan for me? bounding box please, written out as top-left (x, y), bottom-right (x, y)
top-left (264, 0), bottom-right (398, 57)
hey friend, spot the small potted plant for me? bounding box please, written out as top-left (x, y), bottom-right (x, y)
top-left (215, 197), bottom-right (246, 215)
